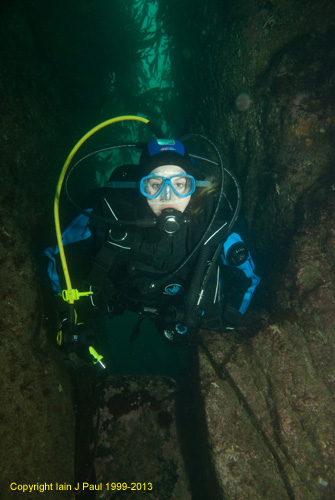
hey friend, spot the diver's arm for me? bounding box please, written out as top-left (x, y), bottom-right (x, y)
top-left (221, 232), bottom-right (261, 325)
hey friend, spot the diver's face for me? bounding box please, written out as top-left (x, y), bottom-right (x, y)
top-left (145, 165), bottom-right (192, 216)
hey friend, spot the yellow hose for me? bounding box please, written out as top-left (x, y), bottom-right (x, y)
top-left (54, 115), bottom-right (150, 304)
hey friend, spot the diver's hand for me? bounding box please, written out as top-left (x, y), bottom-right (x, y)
top-left (57, 316), bottom-right (105, 368)
top-left (57, 318), bottom-right (97, 353)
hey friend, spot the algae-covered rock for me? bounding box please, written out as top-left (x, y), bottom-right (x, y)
top-left (198, 186), bottom-right (335, 499)
top-left (74, 374), bottom-right (191, 500)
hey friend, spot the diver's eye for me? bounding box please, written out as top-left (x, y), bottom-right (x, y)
top-left (173, 178), bottom-right (187, 193)
top-left (176, 182), bottom-right (186, 190)
top-left (148, 179), bottom-right (163, 193)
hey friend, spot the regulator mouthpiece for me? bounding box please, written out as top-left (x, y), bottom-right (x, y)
top-left (158, 208), bottom-right (190, 235)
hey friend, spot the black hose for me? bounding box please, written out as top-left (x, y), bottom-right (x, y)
top-left (63, 135), bottom-right (241, 317)
top-left (146, 120), bottom-right (167, 138)
top-left (64, 143), bottom-right (141, 224)
top-left (183, 244), bottom-right (214, 327)
top-left (181, 167), bottom-right (242, 328)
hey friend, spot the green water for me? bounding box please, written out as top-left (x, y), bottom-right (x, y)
top-left (96, 311), bottom-right (192, 379)
top-left (33, 0), bottom-right (204, 378)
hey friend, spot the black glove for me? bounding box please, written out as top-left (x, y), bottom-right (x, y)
top-left (57, 313), bottom-right (106, 368)
top-left (57, 317), bottom-right (97, 354)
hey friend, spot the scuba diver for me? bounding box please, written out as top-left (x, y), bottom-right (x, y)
top-left (44, 116), bottom-right (260, 366)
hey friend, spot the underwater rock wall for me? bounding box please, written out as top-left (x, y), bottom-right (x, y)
top-left (198, 183), bottom-right (335, 499)
top-left (186, 0), bottom-right (335, 498)
top-left (0, 218), bottom-right (75, 499)
top-left (0, 1), bottom-right (77, 497)
top-left (178, 0), bottom-right (335, 256)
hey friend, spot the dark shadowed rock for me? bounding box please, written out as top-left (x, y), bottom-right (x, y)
top-left (198, 185), bottom-right (335, 499)
top-left (75, 374), bottom-right (191, 500)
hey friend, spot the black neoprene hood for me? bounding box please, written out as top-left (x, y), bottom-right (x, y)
top-left (139, 142), bottom-right (200, 179)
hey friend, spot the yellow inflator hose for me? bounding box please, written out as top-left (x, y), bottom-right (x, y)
top-left (54, 114), bottom-right (150, 304)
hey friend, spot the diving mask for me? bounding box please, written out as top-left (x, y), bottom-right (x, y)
top-left (140, 173), bottom-right (196, 200)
